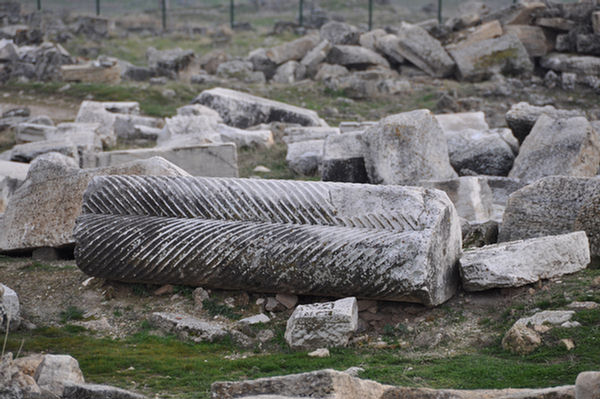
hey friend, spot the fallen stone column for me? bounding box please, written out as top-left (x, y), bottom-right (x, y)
top-left (74, 176), bottom-right (462, 306)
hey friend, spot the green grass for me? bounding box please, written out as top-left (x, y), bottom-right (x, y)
top-left (5, 311), bottom-right (599, 399)
top-left (59, 306), bottom-right (85, 323)
top-left (202, 298), bottom-right (242, 320)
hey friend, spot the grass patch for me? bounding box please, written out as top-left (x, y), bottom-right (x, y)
top-left (5, 320), bottom-right (599, 399)
top-left (59, 306), bottom-right (85, 323)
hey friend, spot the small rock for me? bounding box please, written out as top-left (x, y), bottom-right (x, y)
top-left (252, 165), bottom-right (271, 173)
top-left (153, 284), bottom-right (174, 296)
top-left (502, 324), bottom-right (542, 355)
top-left (561, 321), bottom-right (581, 328)
top-left (343, 367), bottom-right (364, 377)
top-left (265, 297), bottom-right (285, 312)
top-left (275, 293), bottom-right (298, 309)
top-left (193, 287), bottom-right (209, 309)
top-left (560, 338), bottom-right (575, 351)
top-left (238, 314), bottom-right (270, 325)
top-left (257, 329), bottom-right (275, 343)
top-left (308, 348), bottom-right (330, 358)
top-left (568, 301), bottom-right (599, 310)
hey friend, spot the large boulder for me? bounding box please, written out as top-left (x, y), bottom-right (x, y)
top-left (505, 102), bottom-right (585, 144)
top-left (284, 297), bottom-right (358, 350)
top-left (449, 34), bottom-right (533, 81)
top-left (0, 155), bottom-right (189, 252)
top-left (326, 45), bottom-right (390, 70)
top-left (445, 128), bottom-right (516, 176)
top-left (508, 115), bottom-right (600, 182)
top-left (460, 231), bottom-right (590, 291)
top-left (383, 22), bottom-right (455, 78)
top-left (499, 176), bottom-right (600, 253)
top-left (34, 355), bottom-right (84, 397)
top-left (503, 25), bottom-right (552, 58)
top-left (193, 87), bottom-right (327, 129)
top-left (0, 283), bottom-right (20, 331)
top-left (74, 176), bottom-right (462, 306)
top-left (364, 110), bottom-right (458, 185)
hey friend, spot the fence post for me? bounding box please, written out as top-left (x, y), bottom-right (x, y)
top-left (438, 0), bottom-right (442, 23)
top-left (161, 0), bottom-right (167, 31)
top-left (96, 0), bottom-right (100, 16)
top-left (368, 0), bottom-right (373, 31)
top-left (299, 0), bottom-right (304, 26)
top-left (230, 0), bottom-right (235, 29)
top-left (37, 0), bottom-right (41, 11)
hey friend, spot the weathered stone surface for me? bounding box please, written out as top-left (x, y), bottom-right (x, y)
top-left (286, 139), bottom-right (323, 176)
top-left (435, 111), bottom-right (489, 133)
top-left (576, 371), bottom-right (600, 399)
top-left (499, 176), bottom-right (600, 246)
top-left (158, 114), bottom-right (221, 146)
top-left (74, 176), bottom-right (462, 306)
top-left (449, 20), bottom-right (504, 50)
top-left (326, 45), bottom-right (390, 70)
top-left (319, 21), bottom-right (360, 45)
top-left (193, 87), bottom-right (327, 129)
top-left (247, 48), bottom-right (277, 80)
top-left (460, 232), bottom-right (590, 291)
top-left (541, 53), bottom-right (600, 77)
top-left (502, 323), bottom-right (542, 355)
top-left (481, 176), bottom-right (527, 221)
top-left (508, 115), bottom-right (600, 182)
top-left (321, 131), bottom-right (369, 183)
top-left (504, 25), bottom-right (552, 57)
top-left (211, 368), bottom-right (576, 399)
top-left (314, 63), bottom-right (349, 81)
top-left (384, 22), bottom-right (455, 78)
top-left (0, 156), bottom-right (189, 252)
top-left (359, 29), bottom-right (387, 53)
top-left (0, 160), bottom-right (29, 180)
top-left (272, 60), bottom-right (306, 84)
top-left (63, 382), bottom-right (147, 399)
top-left (324, 69), bottom-right (410, 99)
top-left (15, 123), bottom-right (56, 144)
top-left (9, 139), bottom-right (79, 164)
top-left (34, 355), bottom-right (84, 396)
top-left (574, 195), bottom-right (600, 259)
top-left (420, 177), bottom-right (494, 222)
top-left (149, 312), bottom-right (229, 343)
top-left (0, 283), bottom-right (20, 331)
top-left (87, 144), bottom-right (239, 178)
top-left (364, 110), bottom-right (458, 185)
top-left (61, 59), bottom-right (121, 84)
top-left (283, 126), bottom-right (340, 144)
top-left (446, 128), bottom-right (516, 176)
top-left (462, 220), bottom-right (499, 249)
top-left (505, 102), bottom-right (585, 144)
top-left (449, 34), bottom-right (533, 81)
top-left (216, 59), bottom-right (266, 84)
top-left (285, 297), bottom-right (358, 350)
top-left (75, 101), bottom-right (140, 146)
top-left (0, 161), bottom-right (28, 212)
top-left (146, 47), bottom-right (194, 78)
top-left (217, 124), bottom-right (274, 149)
top-left (266, 34), bottom-right (320, 65)
top-left (300, 40), bottom-right (332, 78)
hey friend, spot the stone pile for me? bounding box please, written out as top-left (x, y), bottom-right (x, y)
top-left (0, 352), bottom-right (146, 398)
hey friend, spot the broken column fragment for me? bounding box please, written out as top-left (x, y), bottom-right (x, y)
top-left (74, 176), bottom-right (462, 306)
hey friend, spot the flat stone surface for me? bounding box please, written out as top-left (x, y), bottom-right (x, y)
top-left (364, 109), bottom-right (457, 185)
top-left (321, 131), bottom-right (369, 183)
top-left (217, 124), bottom-right (274, 149)
top-left (499, 176), bottom-right (600, 244)
top-left (88, 143), bottom-right (239, 178)
top-left (0, 156), bottom-right (189, 251)
top-left (460, 232), bottom-right (590, 291)
top-left (283, 126), bottom-right (340, 144)
top-left (435, 111), bottom-right (489, 133)
top-left (285, 297), bottom-right (358, 350)
top-left (266, 34), bottom-right (320, 65)
top-left (326, 45), bottom-right (390, 69)
top-left (149, 312), bottom-right (229, 342)
top-left (63, 382), bottom-right (147, 399)
top-left (193, 87), bottom-right (327, 129)
top-left (0, 160), bottom-right (29, 180)
top-left (541, 53), bottom-right (600, 77)
top-left (509, 115), bottom-right (600, 182)
top-left (74, 176), bottom-right (462, 306)
top-left (449, 33), bottom-right (533, 82)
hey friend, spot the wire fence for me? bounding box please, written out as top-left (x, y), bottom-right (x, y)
top-left (19, 0), bottom-right (577, 31)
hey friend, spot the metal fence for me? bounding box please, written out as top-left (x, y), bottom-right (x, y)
top-left (19, 0), bottom-right (576, 31)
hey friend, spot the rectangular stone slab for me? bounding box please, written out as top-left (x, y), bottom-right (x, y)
top-left (74, 176), bottom-right (463, 306)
